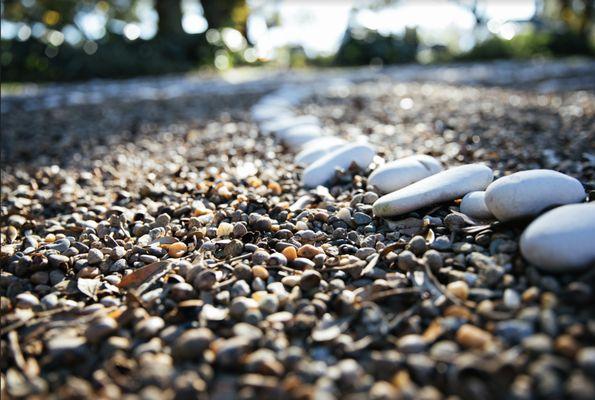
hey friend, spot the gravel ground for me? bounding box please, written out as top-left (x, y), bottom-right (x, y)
top-left (1, 65), bottom-right (595, 400)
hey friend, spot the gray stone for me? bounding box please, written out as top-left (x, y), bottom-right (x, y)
top-left (520, 203), bottom-right (595, 272)
top-left (373, 164), bottom-right (493, 217)
top-left (485, 169), bottom-right (585, 221)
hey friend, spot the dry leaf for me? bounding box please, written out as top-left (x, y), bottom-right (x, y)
top-left (77, 278), bottom-right (100, 301)
top-left (118, 261), bottom-right (171, 290)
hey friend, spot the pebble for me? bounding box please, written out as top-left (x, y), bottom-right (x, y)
top-left (87, 248), bottom-right (104, 265)
top-left (368, 154), bottom-right (442, 194)
top-left (299, 270), bottom-right (322, 290)
top-left (456, 324), bottom-right (492, 349)
top-left (297, 244), bottom-right (323, 259)
top-left (15, 292), bottom-right (40, 308)
top-left (460, 191), bottom-right (494, 219)
top-left (446, 281), bottom-right (469, 301)
top-left (302, 143), bottom-right (376, 188)
top-left (282, 246), bottom-right (297, 261)
top-left (373, 164), bottom-right (493, 217)
top-left (520, 203), bottom-right (595, 271)
top-left (172, 328), bottom-right (214, 360)
top-left (485, 169), bottom-right (585, 221)
top-left (135, 316), bottom-right (165, 339)
top-left (85, 317), bottom-right (118, 343)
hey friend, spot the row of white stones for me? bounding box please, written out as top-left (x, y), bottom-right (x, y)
top-left (251, 85), bottom-right (595, 272)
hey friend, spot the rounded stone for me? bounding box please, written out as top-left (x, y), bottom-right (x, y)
top-left (172, 328), bottom-right (214, 360)
top-left (485, 169), bottom-right (585, 221)
top-left (520, 203), bottom-right (595, 272)
top-left (302, 143), bottom-right (376, 188)
top-left (280, 124), bottom-right (326, 149)
top-left (373, 164), bottom-right (493, 217)
top-left (460, 191), bottom-right (494, 219)
top-left (294, 137), bottom-right (347, 165)
top-left (368, 154), bottom-right (443, 194)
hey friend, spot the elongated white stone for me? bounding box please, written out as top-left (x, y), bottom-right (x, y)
top-left (251, 104), bottom-right (293, 122)
top-left (368, 155), bottom-right (443, 194)
top-left (373, 164), bottom-right (493, 217)
top-left (460, 191), bottom-right (494, 219)
top-left (294, 137), bottom-right (347, 165)
top-left (281, 125), bottom-right (326, 149)
top-left (261, 115), bottom-right (320, 135)
top-left (485, 169), bottom-right (585, 221)
top-left (520, 203), bottom-right (595, 272)
top-left (302, 144), bottom-right (376, 188)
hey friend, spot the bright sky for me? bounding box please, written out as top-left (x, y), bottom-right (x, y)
top-left (1, 0), bottom-right (536, 56)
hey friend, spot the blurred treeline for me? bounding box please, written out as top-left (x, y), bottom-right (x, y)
top-left (1, 0), bottom-right (593, 82)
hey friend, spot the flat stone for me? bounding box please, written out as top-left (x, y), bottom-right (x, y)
top-left (251, 104), bottom-right (293, 123)
top-left (460, 191), bottom-right (494, 219)
top-left (373, 164), bottom-right (493, 217)
top-left (368, 154), bottom-right (442, 194)
top-left (261, 115), bottom-right (320, 135)
top-left (485, 169), bottom-right (585, 221)
top-left (279, 124), bottom-right (326, 149)
top-left (520, 203), bottom-right (595, 272)
top-left (294, 137), bottom-right (347, 165)
top-left (302, 143), bottom-right (376, 188)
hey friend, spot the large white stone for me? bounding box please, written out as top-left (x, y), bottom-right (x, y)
top-left (281, 125), bottom-right (326, 149)
top-left (520, 203), bottom-right (595, 272)
top-left (261, 115), bottom-right (320, 135)
top-left (485, 169), bottom-right (585, 221)
top-left (294, 137), bottom-right (347, 165)
top-left (373, 164), bottom-right (493, 217)
top-left (460, 191), bottom-right (494, 219)
top-left (368, 155), bottom-right (443, 194)
top-left (302, 143), bottom-right (376, 188)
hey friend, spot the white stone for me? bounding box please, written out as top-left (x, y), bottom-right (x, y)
top-left (294, 137), bottom-right (347, 165)
top-left (373, 164), bottom-right (493, 217)
top-left (485, 169), bottom-right (585, 221)
top-left (302, 143), bottom-right (376, 188)
top-left (281, 124), bottom-right (326, 149)
top-left (520, 203), bottom-right (595, 272)
top-left (261, 115), bottom-right (320, 135)
top-left (460, 191), bottom-right (494, 219)
top-left (368, 155), bottom-right (443, 194)
top-left (251, 104), bottom-right (293, 123)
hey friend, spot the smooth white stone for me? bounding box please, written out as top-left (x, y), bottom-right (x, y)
top-left (251, 104), bottom-right (293, 122)
top-left (302, 144), bottom-right (376, 188)
top-left (368, 155), bottom-right (443, 194)
top-left (373, 164), bottom-right (493, 217)
top-left (520, 203), bottom-right (595, 272)
top-left (294, 137), bottom-right (347, 165)
top-left (460, 191), bottom-right (494, 219)
top-left (485, 169), bottom-right (585, 221)
top-left (261, 115), bottom-right (320, 135)
top-left (281, 125), bottom-right (326, 149)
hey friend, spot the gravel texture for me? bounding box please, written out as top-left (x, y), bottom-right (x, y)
top-left (1, 64), bottom-right (595, 400)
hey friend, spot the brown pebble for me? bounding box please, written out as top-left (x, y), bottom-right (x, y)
top-left (252, 266), bottom-right (269, 280)
top-left (282, 246), bottom-right (297, 261)
top-left (555, 334), bottom-right (579, 358)
top-left (167, 242), bottom-right (187, 258)
top-left (456, 324), bottom-right (492, 349)
top-left (446, 280), bottom-right (469, 301)
top-left (297, 244), bottom-right (323, 259)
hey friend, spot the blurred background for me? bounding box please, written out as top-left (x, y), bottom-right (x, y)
top-left (1, 0), bottom-right (593, 83)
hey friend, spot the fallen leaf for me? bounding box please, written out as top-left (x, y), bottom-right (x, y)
top-left (77, 278), bottom-right (100, 301)
top-left (118, 261), bottom-right (171, 290)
